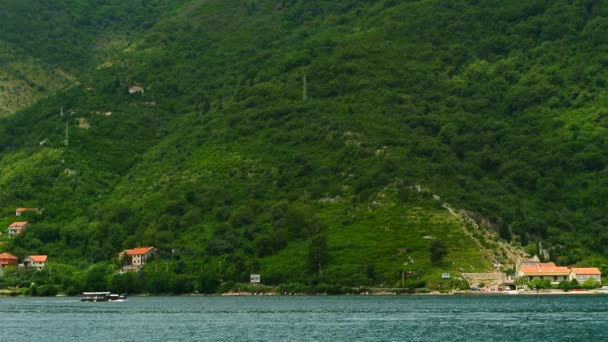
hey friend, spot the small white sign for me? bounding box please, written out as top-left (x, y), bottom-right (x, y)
top-left (441, 273), bottom-right (451, 279)
top-left (250, 274), bottom-right (261, 283)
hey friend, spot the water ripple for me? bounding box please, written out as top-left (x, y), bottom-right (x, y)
top-left (1, 295), bottom-right (608, 341)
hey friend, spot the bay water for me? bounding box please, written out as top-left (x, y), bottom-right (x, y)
top-left (0, 295), bottom-right (607, 341)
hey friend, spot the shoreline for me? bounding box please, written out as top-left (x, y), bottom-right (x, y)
top-left (1, 287), bottom-right (607, 298)
top-left (215, 288), bottom-right (608, 297)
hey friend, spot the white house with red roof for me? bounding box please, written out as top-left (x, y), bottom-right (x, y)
top-left (569, 268), bottom-right (602, 284)
top-left (15, 208), bottom-right (40, 216)
top-left (23, 255), bottom-right (48, 271)
top-left (8, 221), bottom-right (29, 235)
top-left (119, 246), bottom-right (156, 272)
top-left (519, 266), bottom-right (571, 284)
top-left (0, 252), bottom-right (18, 268)
top-left (128, 86), bottom-right (144, 94)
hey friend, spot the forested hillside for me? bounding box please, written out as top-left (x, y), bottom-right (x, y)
top-left (0, 0), bottom-right (190, 115)
top-left (0, 0), bottom-right (607, 294)
top-left (0, 41), bottom-right (73, 115)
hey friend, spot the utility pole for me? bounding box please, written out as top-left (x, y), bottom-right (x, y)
top-left (60, 107), bottom-right (69, 147)
top-left (452, 261), bottom-right (455, 292)
top-left (219, 261), bottom-right (222, 282)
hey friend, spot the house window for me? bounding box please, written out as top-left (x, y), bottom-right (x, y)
top-left (540, 276), bottom-right (544, 280)
top-left (554, 276), bottom-right (558, 282)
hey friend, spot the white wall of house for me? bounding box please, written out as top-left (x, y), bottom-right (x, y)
top-left (525, 275), bottom-right (569, 283)
top-left (570, 273), bottom-right (601, 283)
top-left (132, 254), bottom-right (142, 266)
top-left (31, 261), bottom-right (45, 270)
top-left (131, 253), bottom-right (152, 266)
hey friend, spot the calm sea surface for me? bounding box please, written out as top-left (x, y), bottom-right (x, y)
top-left (0, 295), bottom-right (607, 341)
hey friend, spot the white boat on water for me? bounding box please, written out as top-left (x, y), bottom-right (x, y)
top-left (81, 292), bottom-right (127, 302)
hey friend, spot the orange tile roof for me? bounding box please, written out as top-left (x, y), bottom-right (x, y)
top-left (0, 252), bottom-right (18, 260)
top-left (125, 247), bottom-right (155, 256)
top-left (16, 208), bottom-right (38, 212)
top-left (9, 221), bottom-right (28, 228)
top-left (28, 255), bottom-right (47, 262)
top-left (520, 266), bottom-right (571, 275)
top-left (571, 267), bottom-right (601, 275)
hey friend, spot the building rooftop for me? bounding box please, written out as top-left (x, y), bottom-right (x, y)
top-left (520, 266), bottom-right (570, 275)
top-left (16, 208), bottom-right (38, 212)
top-left (124, 247), bottom-right (155, 256)
top-left (28, 255), bottom-right (48, 262)
top-left (0, 252), bottom-right (18, 260)
top-left (571, 267), bottom-right (601, 275)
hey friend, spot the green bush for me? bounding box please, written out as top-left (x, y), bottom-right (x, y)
top-left (430, 240), bottom-right (449, 266)
top-left (582, 278), bottom-right (600, 289)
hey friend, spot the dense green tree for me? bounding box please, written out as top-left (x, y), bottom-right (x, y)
top-left (307, 235), bottom-right (330, 275)
top-left (430, 240), bottom-right (449, 266)
top-left (83, 263), bottom-right (111, 292)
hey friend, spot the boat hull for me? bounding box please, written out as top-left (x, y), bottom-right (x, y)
top-left (81, 292), bottom-right (127, 302)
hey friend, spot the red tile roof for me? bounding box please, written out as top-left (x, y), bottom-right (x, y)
top-left (16, 208), bottom-right (38, 212)
top-left (571, 267), bottom-right (601, 275)
top-left (0, 252), bottom-right (18, 260)
top-left (9, 221), bottom-right (28, 228)
top-left (520, 266), bottom-right (571, 275)
top-left (125, 247), bottom-right (155, 256)
top-left (28, 255), bottom-right (47, 263)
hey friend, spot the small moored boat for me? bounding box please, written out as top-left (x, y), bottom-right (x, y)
top-left (81, 292), bottom-right (127, 302)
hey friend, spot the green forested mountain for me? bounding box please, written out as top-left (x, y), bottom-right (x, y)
top-left (0, 0), bottom-right (607, 294)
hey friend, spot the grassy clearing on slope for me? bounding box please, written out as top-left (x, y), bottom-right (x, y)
top-left (260, 188), bottom-right (491, 288)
